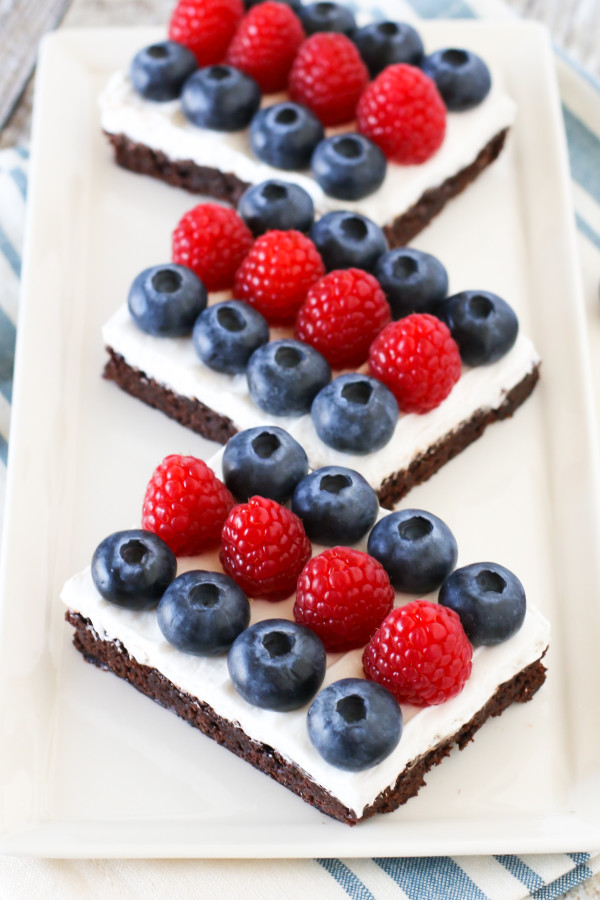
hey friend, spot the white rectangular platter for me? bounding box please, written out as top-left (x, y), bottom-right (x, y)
top-left (1, 19), bottom-right (600, 857)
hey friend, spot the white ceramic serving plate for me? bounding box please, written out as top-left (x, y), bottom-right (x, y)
top-left (0, 20), bottom-right (599, 858)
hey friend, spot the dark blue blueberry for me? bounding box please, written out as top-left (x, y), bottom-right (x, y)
top-left (307, 678), bottom-right (402, 771)
top-left (311, 374), bottom-right (398, 454)
top-left (193, 300), bottom-right (269, 374)
top-left (310, 211), bottom-right (387, 272)
top-left (354, 21), bottom-right (424, 76)
top-left (311, 133), bottom-right (387, 201)
top-left (228, 619), bottom-right (327, 711)
top-left (437, 290), bottom-right (518, 366)
top-left (91, 530), bottom-right (176, 611)
top-left (181, 65), bottom-right (261, 131)
top-left (130, 41), bottom-right (197, 102)
top-left (292, 466), bottom-right (378, 545)
top-left (367, 509), bottom-right (457, 594)
top-left (247, 339), bottom-right (331, 416)
top-left (422, 48), bottom-right (491, 111)
top-left (373, 247), bottom-right (449, 320)
top-left (222, 426), bottom-right (309, 503)
top-left (245, 0), bottom-right (301, 10)
top-left (128, 264), bottom-right (207, 337)
top-left (250, 102), bottom-right (325, 170)
top-left (157, 570), bottom-right (250, 656)
top-left (300, 2), bottom-right (356, 37)
top-left (439, 562), bottom-right (526, 646)
top-left (238, 180), bottom-right (315, 236)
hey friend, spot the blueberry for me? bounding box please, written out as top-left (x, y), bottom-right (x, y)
top-left (250, 102), bottom-right (324, 170)
top-left (367, 509), bottom-right (457, 593)
top-left (228, 619), bottom-right (327, 711)
top-left (157, 570), bottom-right (250, 656)
top-left (238, 180), bottom-right (315, 236)
top-left (91, 530), bottom-right (176, 611)
top-left (354, 21), bottom-right (424, 77)
top-left (307, 678), bottom-right (402, 771)
top-left (247, 339), bottom-right (331, 417)
top-left (437, 290), bottom-right (518, 365)
top-left (193, 300), bottom-right (269, 374)
top-left (439, 562), bottom-right (526, 646)
top-left (292, 466), bottom-right (379, 545)
top-left (181, 65), bottom-right (261, 131)
top-left (311, 374), bottom-right (398, 454)
top-left (300, 2), bottom-right (356, 37)
top-left (245, 0), bottom-right (301, 10)
top-left (422, 48), bottom-right (491, 111)
top-left (311, 134), bottom-right (387, 201)
top-left (130, 41), bottom-right (197, 102)
top-left (128, 264), bottom-right (207, 337)
top-left (310, 211), bottom-right (387, 273)
top-left (222, 426), bottom-right (309, 503)
top-left (373, 247), bottom-right (449, 320)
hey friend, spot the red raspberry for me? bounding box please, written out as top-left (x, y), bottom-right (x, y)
top-left (220, 496), bottom-right (311, 601)
top-left (172, 203), bottom-right (253, 292)
top-left (357, 64), bottom-right (446, 164)
top-left (294, 548), bottom-right (395, 652)
top-left (233, 230), bottom-right (325, 325)
top-left (295, 268), bottom-right (391, 368)
top-left (169, 0), bottom-right (244, 66)
top-left (369, 313), bottom-right (462, 414)
top-left (226, 2), bottom-right (305, 94)
top-left (289, 33), bottom-right (368, 126)
top-left (142, 454), bottom-right (235, 556)
top-left (363, 600), bottom-right (473, 706)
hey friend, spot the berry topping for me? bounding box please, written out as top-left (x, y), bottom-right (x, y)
top-left (226, 1), bottom-right (305, 93)
top-left (289, 33), bottom-right (368, 127)
top-left (299, 2), bottom-right (356, 37)
top-left (311, 374), bottom-right (398, 454)
top-left (363, 600), bottom-right (473, 706)
top-left (169, 0), bottom-right (244, 67)
top-left (307, 678), bottom-right (402, 771)
top-left (292, 466), bottom-right (379, 545)
top-left (238, 180), bottom-right (315, 236)
top-left (439, 562), bottom-right (526, 646)
top-left (294, 547), bottom-right (394, 652)
top-left (250, 102), bottom-right (324, 170)
top-left (233, 230), bottom-right (325, 324)
top-left (247, 339), bottom-right (331, 416)
top-left (437, 290), bottom-right (519, 366)
top-left (181, 65), bottom-right (261, 131)
top-left (354, 21), bottom-right (424, 77)
top-left (311, 133), bottom-right (387, 201)
top-left (222, 425), bottom-right (309, 503)
top-left (373, 247), bottom-right (449, 321)
top-left (172, 203), bottom-right (253, 292)
top-left (192, 300), bottom-right (269, 374)
top-left (158, 570), bottom-right (250, 655)
top-left (142, 454), bottom-right (235, 556)
top-left (220, 496), bottom-right (312, 601)
top-left (357, 64), bottom-right (446, 164)
top-left (128, 264), bottom-right (207, 337)
top-left (369, 314), bottom-right (462, 414)
top-left (91, 530), bottom-right (176, 611)
top-left (310, 211), bottom-right (387, 274)
top-left (367, 509), bottom-right (458, 594)
top-left (228, 619), bottom-right (326, 710)
top-left (130, 41), bottom-right (197, 102)
top-left (422, 48), bottom-right (491, 111)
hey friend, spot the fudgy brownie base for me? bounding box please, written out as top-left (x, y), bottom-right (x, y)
top-left (65, 609), bottom-right (547, 825)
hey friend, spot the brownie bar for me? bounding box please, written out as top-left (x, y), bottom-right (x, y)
top-left (65, 609), bottom-right (547, 825)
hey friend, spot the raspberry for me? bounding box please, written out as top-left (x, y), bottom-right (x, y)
top-left (233, 230), bottom-right (325, 325)
top-left (295, 268), bottom-right (391, 368)
top-left (289, 33), bottom-right (368, 127)
top-left (169, 0), bottom-right (244, 66)
top-left (363, 600), bottom-right (473, 706)
top-left (227, 2), bottom-right (305, 94)
top-left (220, 496), bottom-right (311, 601)
top-left (369, 313), bottom-right (462, 414)
top-left (172, 203), bottom-right (253, 292)
top-left (357, 64), bottom-right (446, 164)
top-left (142, 454), bottom-right (235, 556)
top-left (294, 547), bottom-right (395, 652)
